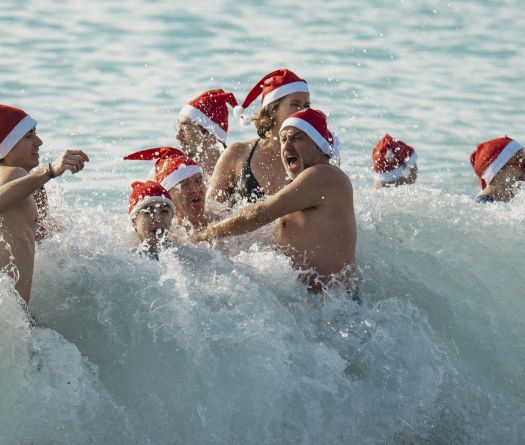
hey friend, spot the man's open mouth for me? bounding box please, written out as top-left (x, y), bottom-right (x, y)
top-left (286, 155), bottom-right (299, 168)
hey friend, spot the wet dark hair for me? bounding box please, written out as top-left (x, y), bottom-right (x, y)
top-left (252, 96), bottom-right (285, 139)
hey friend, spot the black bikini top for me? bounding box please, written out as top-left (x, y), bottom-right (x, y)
top-left (234, 139), bottom-right (265, 203)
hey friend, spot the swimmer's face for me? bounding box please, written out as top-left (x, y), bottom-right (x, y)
top-left (3, 127), bottom-right (43, 171)
top-left (280, 127), bottom-right (323, 179)
top-left (272, 92), bottom-right (310, 128)
top-left (374, 165), bottom-right (418, 188)
top-left (133, 203), bottom-right (174, 242)
top-left (169, 173), bottom-right (206, 225)
top-left (175, 116), bottom-right (216, 156)
top-left (503, 149), bottom-right (525, 182)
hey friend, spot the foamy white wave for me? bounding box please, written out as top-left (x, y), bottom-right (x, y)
top-left (0, 186), bottom-right (521, 443)
top-left (2, 0), bottom-right (525, 442)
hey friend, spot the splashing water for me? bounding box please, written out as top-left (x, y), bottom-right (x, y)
top-left (1, 0), bottom-right (525, 442)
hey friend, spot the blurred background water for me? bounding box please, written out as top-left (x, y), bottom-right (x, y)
top-left (1, 0), bottom-right (524, 443)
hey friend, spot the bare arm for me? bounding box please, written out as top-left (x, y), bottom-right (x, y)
top-left (206, 142), bottom-right (247, 203)
top-left (194, 164), bottom-right (331, 242)
top-left (0, 149), bottom-right (89, 213)
top-left (0, 167), bottom-right (50, 213)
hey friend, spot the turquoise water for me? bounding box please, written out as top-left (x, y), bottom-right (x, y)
top-left (1, 1), bottom-right (524, 443)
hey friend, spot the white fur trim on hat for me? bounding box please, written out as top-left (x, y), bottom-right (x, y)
top-left (372, 152), bottom-right (418, 182)
top-left (481, 139), bottom-right (523, 185)
top-left (261, 81), bottom-right (309, 108)
top-left (129, 195), bottom-right (176, 220)
top-left (179, 104), bottom-right (227, 144)
top-left (233, 105), bottom-right (244, 119)
top-left (160, 164), bottom-right (202, 191)
top-left (281, 116), bottom-right (332, 157)
top-left (0, 114), bottom-right (37, 159)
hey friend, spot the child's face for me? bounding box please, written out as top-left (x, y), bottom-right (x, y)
top-left (134, 203), bottom-right (174, 242)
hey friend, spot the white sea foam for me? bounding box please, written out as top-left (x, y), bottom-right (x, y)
top-left (1, 0), bottom-right (524, 442)
top-left (0, 186), bottom-right (521, 443)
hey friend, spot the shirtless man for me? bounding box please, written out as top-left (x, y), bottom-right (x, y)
top-left (0, 104), bottom-right (89, 303)
top-left (129, 180), bottom-right (176, 259)
top-left (176, 89), bottom-right (238, 178)
top-left (124, 147), bottom-right (212, 232)
top-left (470, 136), bottom-right (525, 203)
top-left (192, 108), bottom-right (357, 293)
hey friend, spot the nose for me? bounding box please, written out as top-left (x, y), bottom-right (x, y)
top-left (35, 134), bottom-right (43, 147)
top-left (148, 211), bottom-right (161, 224)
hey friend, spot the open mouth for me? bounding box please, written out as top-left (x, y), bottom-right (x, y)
top-left (285, 154), bottom-right (299, 169)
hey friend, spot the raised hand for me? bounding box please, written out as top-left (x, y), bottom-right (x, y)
top-left (49, 150), bottom-right (90, 176)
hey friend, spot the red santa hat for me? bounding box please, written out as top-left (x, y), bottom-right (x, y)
top-left (178, 89), bottom-right (238, 144)
top-left (0, 104), bottom-right (37, 159)
top-left (233, 69), bottom-right (309, 126)
top-left (280, 108), bottom-right (339, 161)
top-left (371, 134), bottom-right (417, 182)
top-left (470, 136), bottom-right (523, 189)
top-left (128, 180), bottom-right (176, 219)
top-left (124, 146), bottom-right (202, 191)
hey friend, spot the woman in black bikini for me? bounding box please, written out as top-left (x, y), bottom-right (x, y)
top-left (207, 69), bottom-right (310, 205)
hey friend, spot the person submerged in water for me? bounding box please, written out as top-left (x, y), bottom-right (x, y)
top-left (371, 134), bottom-right (418, 187)
top-left (128, 180), bottom-right (177, 260)
top-left (0, 104), bottom-right (89, 303)
top-left (207, 69), bottom-right (311, 205)
top-left (192, 108), bottom-right (357, 294)
top-left (176, 89), bottom-right (238, 179)
top-left (470, 136), bottom-right (524, 203)
top-left (124, 147), bottom-right (213, 233)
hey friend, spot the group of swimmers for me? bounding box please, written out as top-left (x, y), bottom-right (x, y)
top-left (1, 68), bottom-right (524, 304)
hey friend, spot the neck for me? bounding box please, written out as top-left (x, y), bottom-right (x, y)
top-left (269, 124), bottom-right (282, 143)
top-left (0, 160), bottom-right (32, 172)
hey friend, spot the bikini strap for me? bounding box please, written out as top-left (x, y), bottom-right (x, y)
top-left (246, 138), bottom-right (260, 164)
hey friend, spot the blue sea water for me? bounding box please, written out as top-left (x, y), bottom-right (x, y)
top-left (1, 0), bottom-right (524, 443)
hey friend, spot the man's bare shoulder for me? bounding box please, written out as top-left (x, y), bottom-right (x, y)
top-left (297, 164), bottom-right (352, 188)
top-left (0, 166), bottom-right (28, 184)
